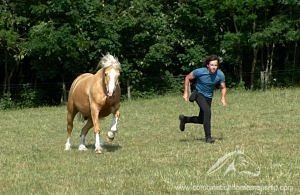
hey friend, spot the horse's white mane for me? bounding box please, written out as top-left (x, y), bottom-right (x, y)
top-left (99, 53), bottom-right (121, 70)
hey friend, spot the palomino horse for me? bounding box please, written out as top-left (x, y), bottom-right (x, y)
top-left (64, 53), bottom-right (121, 154)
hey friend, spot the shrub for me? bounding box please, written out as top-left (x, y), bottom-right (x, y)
top-left (18, 84), bottom-right (38, 108)
top-left (0, 93), bottom-right (15, 110)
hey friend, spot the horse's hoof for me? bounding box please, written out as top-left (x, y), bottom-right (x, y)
top-left (107, 131), bottom-right (115, 142)
top-left (95, 146), bottom-right (103, 154)
top-left (78, 144), bottom-right (87, 151)
top-left (65, 143), bottom-right (71, 151)
top-left (106, 136), bottom-right (114, 143)
top-left (95, 149), bottom-right (103, 154)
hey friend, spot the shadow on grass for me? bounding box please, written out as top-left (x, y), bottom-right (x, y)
top-left (70, 143), bottom-right (122, 152)
top-left (102, 143), bottom-right (122, 152)
top-left (88, 143), bottom-right (122, 152)
top-left (179, 136), bottom-right (224, 143)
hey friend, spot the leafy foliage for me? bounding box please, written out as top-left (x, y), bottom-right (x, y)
top-left (0, 0), bottom-right (299, 106)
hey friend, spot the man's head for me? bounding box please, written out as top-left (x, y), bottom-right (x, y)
top-left (205, 55), bottom-right (220, 74)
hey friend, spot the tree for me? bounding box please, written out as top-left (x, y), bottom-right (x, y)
top-left (1, 0), bottom-right (300, 105)
top-left (0, 0), bottom-right (28, 95)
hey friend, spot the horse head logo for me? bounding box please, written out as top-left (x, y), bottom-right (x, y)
top-left (207, 145), bottom-right (260, 177)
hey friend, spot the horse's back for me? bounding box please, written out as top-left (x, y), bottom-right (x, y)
top-left (68, 73), bottom-right (94, 115)
top-left (69, 73), bottom-right (93, 95)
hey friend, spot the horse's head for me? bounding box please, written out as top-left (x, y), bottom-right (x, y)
top-left (207, 145), bottom-right (260, 177)
top-left (99, 53), bottom-right (121, 97)
top-left (232, 151), bottom-right (261, 177)
top-left (104, 66), bottom-right (120, 97)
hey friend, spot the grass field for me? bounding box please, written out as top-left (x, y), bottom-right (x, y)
top-left (0, 88), bottom-right (299, 194)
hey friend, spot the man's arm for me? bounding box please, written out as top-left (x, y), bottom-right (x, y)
top-left (183, 72), bottom-right (194, 101)
top-left (220, 82), bottom-right (227, 106)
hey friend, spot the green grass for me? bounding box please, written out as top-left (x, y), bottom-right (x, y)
top-left (0, 88), bottom-right (299, 194)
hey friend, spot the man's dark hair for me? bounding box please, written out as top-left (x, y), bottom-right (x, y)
top-left (204, 55), bottom-right (220, 66)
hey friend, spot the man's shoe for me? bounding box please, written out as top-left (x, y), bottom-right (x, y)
top-left (179, 115), bottom-right (185, 131)
top-left (205, 137), bottom-right (215, 144)
top-left (189, 91), bottom-right (197, 102)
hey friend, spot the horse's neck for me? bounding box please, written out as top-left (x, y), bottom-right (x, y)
top-left (96, 67), bottom-right (104, 74)
top-left (93, 68), bottom-right (105, 88)
top-left (95, 68), bottom-right (105, 79)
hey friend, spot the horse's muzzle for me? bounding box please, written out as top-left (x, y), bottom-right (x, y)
top-left (107, 91), bottom-right (114, 97)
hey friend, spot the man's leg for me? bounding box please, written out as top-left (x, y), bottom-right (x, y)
top-left (195, 94), bottom-right (214, 143)
top-left (179, 93), bottom-right (205, 131)
top-left (179, 110), bottom-right (203, 131)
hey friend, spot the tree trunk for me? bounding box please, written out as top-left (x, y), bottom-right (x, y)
top-left (250, 20), bottom-right (257, 90)
top-left (3, 50), bottom-right (20, 96)
top-left (293, 42), bottom-right (297, 68)
top-left (3, 51), bottom-right (8, 95)
top-left (61, 81), bottom-right (67, 104)
top-left (250, 47), bottom-right (258, 90)
top-left (292, 42), bottom-right (298, 83)
top-left (233, 14), bottom-right (243, 85)
top-left (238, 58), bottom-right (243, 84)
top-left (260, 71), bottom-right (266, 91)
top-left (127, 79), bottom-right (131, 100)
top-left (265, 43), bottom-right (275, 88)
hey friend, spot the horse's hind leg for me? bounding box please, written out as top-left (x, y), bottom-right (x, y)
top-left (78, 118), bottom-right (93, 151)
top-left (107, 110), bottom-right (120, 142)
top-left (65, 109), bottom-right (77, 151)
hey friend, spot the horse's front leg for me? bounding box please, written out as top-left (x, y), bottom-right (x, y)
top-left (107, 110), bottom-right (120, 142)
top-left (91, 106), bottom-right (103, 154)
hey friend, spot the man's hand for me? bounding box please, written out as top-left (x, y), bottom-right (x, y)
top-left (183, 92), bottom-right (189, 102)
top-left (220, 97), bottom-right (227, 106)
top-left (220, 82), bottom-right (227, 106)
top-left (183, 72), bottom-right (194, 102)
